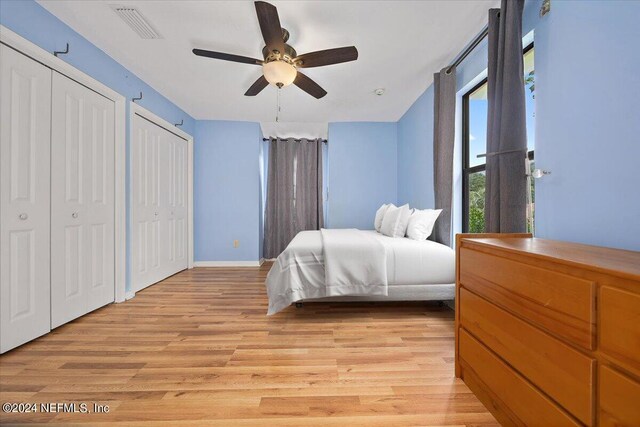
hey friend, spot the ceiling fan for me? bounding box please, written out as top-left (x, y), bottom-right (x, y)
top-left (192, 1), bottom-right (358, 99)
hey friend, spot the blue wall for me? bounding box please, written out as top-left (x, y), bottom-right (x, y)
top-left (194, 121), bottom-right (262, 262)
top-left (397, 86), bottom-right (435, 209)
top-left (0, 0), bottom-right (196, 289)
top-left (327, 122), bottom-right (398, 229)
top-left (533, 0), bottom-right (640, 250)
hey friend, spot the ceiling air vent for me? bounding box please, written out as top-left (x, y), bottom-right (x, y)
top-left (111, 6), bottom-right (162, 39)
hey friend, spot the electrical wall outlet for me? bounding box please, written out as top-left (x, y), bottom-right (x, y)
top-left (233, 240), bottom-right (239, 248)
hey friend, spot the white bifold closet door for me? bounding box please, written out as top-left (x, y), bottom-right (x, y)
top-left (131, 113), bottom-right (187, 292)
top-left (50, 72), bottom-right (115, 328)
top-left (0, 45), bottom-right (52, 352)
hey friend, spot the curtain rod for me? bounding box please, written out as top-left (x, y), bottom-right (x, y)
top-left (263, 137), bottom-right (328, 143)
top-left (445, 23), bottom-right (490, 74)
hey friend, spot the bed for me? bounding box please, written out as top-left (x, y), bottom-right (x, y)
top-left (265, 229), bottom-right (455, 315)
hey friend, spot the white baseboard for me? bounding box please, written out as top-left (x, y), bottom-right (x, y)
top-left (193, 260), bottom-right (263, 267)
top-left (125, 291), bottom-right (135, 300)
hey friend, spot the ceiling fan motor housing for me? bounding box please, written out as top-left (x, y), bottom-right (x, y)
top-left (262, 28), bottom-right (297, 64)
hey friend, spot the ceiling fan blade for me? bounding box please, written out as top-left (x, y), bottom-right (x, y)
top-left (245, 75), bottom-right (269, 96)
top-left (294, 72), bottom-right (327, 99)
top-left (193, 48), bottom-right (262, 65)
top-left (295, 46), bottom-right (358, 68)
top-left (254, 1), bottom-right (285, 56)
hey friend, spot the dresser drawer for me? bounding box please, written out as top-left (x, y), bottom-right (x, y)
top-left (600, 286), bottom-right (640, 375)
top-left (459, 329), bottom-right (581, 427)
top-left (599, 365), bottom-right (640, 427)
top-left (460, 288), bottom-right (595, 425)
top-left (459, 247), bottom-right (595, 349)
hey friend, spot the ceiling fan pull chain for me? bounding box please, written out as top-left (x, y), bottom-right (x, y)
top-left (276, 88), bottom-right (281, 122)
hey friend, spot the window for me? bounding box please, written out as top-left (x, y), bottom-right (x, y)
top-left (462, 45), bottom-right (536, 233)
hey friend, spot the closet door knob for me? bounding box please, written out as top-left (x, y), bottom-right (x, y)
top-left (72, 212), bottom-right (78, 219)
top-left (18, 213), bottom-right (28, 220)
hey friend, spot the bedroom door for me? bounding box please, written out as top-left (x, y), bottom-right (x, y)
top-left (50, 71), bottom-right (116, 328)
top-left (0, 45), bottom-right (52, 352)
top-left (131, 113), bottom-right (188, 292)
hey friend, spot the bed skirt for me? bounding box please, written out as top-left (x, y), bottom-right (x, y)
top-left (301, 283), bottom-right (454, 302)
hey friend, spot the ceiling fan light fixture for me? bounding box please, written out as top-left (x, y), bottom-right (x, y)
top-left (263, 60), bottom-right (297, 87)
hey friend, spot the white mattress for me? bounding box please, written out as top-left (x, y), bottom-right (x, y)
top-left (265, 230), bottom-right (455, 314)
top-left (279, 229), bottom-right (455, 285)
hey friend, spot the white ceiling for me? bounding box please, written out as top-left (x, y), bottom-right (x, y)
top-left (38, 0), bottom-right (498, 122)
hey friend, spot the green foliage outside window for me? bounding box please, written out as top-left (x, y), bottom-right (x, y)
top-left (468, 173), bottom-right (485, 233)
top-left (467, 164), bottom-right (535, 234)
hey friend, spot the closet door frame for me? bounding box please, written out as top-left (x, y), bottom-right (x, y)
top-left (0, 25), bottom-right (127, 303)
top-left (129, 102), bottom-right (194, 296)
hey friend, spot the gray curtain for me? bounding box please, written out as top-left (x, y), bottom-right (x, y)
top-left (264, 138), bottom-right (324, 259)
top-left (295, 138), bottom-right (324, 231)
top-left (485, 0), bottom-right (527, 233)
top-left (433, 67), bottom-right (457, 247)
top-left (264, 138), bottom-right (297, 259)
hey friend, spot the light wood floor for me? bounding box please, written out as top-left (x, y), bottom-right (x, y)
top-left (0, 264), bottom-right (497, 426)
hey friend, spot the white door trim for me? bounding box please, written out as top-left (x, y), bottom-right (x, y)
top-left (0, 25), bottom-right (127, 303)
top-left (129, 102), bottom-right (194, 295)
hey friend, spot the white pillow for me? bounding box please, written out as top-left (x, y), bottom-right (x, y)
top-left (380, 204), bottom-right (411, 238)
top-left (406, 209), bottom-right (442, 241)
top-left (374, 203), bottom-right (393, 232)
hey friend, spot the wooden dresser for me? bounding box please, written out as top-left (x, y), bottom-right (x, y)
top-left (455, 234), bottom-right (640, 427)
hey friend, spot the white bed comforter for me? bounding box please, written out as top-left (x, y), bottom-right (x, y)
top-left (265, 229), bottom-right (455, 315)
top-left (321, 228), bottom-right (388, 298)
